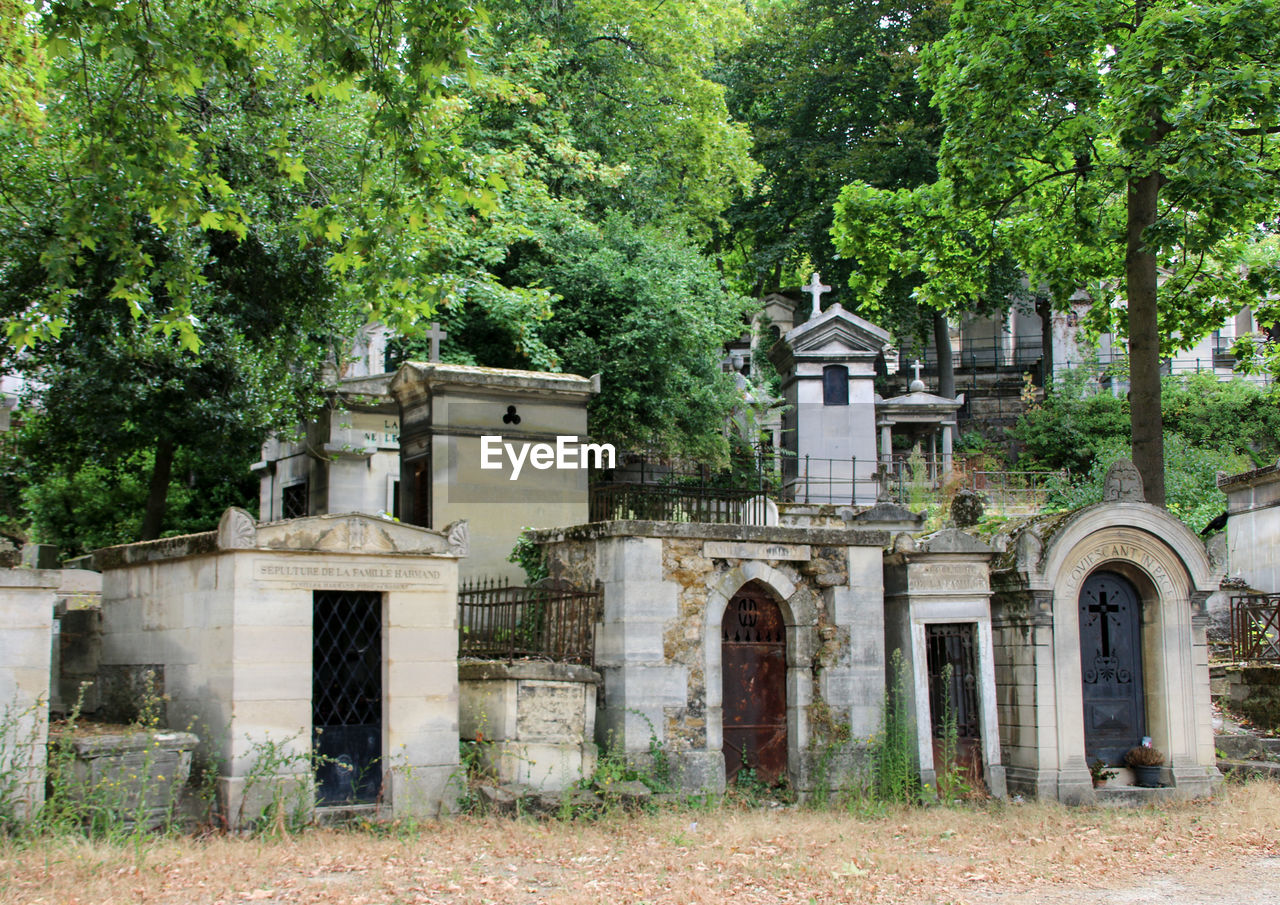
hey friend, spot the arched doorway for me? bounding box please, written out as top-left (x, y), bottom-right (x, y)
top-left (1078, 570), bottom-right (1145, 764)
top-left (721, 581), bottom-right (787, 784)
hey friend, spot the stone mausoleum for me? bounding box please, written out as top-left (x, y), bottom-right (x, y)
top-left (82, 509), bottom-right (466, 823)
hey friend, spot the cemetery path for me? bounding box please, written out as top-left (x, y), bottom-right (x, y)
top-left (970, 856), bottom-right (1280, 904)
top-left (2, 782), bottom-right (1279, 905)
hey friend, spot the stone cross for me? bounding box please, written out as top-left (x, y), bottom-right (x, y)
top-left (425, 321), bottom-right (448, 362)
top-left (911, 360), bottom-right (923, 383)
top-left (804, 272), bottom-right (831, 317)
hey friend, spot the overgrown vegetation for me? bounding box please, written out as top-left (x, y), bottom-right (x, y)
top-left (1009, 369), bottom-right (1274, 531)
top-left (868, 649), bottom-right (921, 805)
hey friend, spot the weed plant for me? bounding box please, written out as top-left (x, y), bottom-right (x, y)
top-left (869, 650), bottom-right (920, 805)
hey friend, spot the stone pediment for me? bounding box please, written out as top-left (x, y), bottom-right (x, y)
top-left (80, 509), bottom-right (461, 571)
top-left (777, 304), bottom-right (891, 357)
top-left (252, 511), bottom-right (457, 556)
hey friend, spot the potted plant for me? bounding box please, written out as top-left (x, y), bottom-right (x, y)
top-left (1089, 758), bottom-right (1118, 788)
top-left (1125, 744), bottom-right (1165, 787)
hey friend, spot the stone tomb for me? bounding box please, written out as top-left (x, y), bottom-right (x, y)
top-left (768, 304), bottom-right (891, 505)
top-left (1218, 460), bottom-right (1280, 594)
top-left (990, 498), bottom-right (1222, 802)
top-left (87, 509), bottom-right (464, 824)
top-left (391, 362), bottom-right (600, 582)
top-left (884, 530), bottom-right (1006, 798)
top-left (0, 569), bottom-right (69, 818)
top-left (535, 521), bottom-right (888, 793)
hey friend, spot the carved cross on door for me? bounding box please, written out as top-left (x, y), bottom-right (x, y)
top-left (1087, 590), bottom-right (1121, 656)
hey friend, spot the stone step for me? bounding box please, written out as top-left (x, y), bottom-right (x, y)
top-left (1093, 784), bottom-right (1180, 807)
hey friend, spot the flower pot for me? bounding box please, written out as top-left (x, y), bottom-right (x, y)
top-left (1132, 764), bottom-right (1163, 788)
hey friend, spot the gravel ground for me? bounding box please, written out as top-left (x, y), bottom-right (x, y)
top-left (975, 857), bottom-right (1280, 905)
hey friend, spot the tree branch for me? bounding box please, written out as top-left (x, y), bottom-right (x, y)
top-left (1231, 124), bottom-right (1280, 137)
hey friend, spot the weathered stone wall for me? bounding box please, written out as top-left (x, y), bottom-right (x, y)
top-left (989, 602), bottom-right (1055, 798)
top-left (536, 521), bottom-right (888, 794)
top-left (459, 660), bottom-right (599, 791)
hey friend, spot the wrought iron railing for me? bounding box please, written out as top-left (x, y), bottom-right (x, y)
top-left (458, 577), bottom-right (600, 666)
top-left (589, 452), bottom-right (883, 524)
top-left (961, 470), bottom-right (1065, 512)
top-left (1231, 594), bottom-right (1280, 663)
top-left (903, 335), bottom-right (1045, 375)
top-left (589, 480), bottom-right (772, 525)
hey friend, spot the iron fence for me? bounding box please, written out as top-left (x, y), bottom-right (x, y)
top-left (1231, 594), bottom-right (1280, 663)
top-left (458, 577), bottom-right (600, 666)
top-left (589, 480), bottom-right (772, 525)
top-left (589, 452), bottom-right (884, 524)
top-left (903, 335), bottom-right (1044, 375)
top-left (961, 469), bottom-right (1065, 512)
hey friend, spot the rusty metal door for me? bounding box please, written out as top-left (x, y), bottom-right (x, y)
top-left (926, 623), bottom-right (985, 787)
top-left (721, 582), bottom-right (787, 784)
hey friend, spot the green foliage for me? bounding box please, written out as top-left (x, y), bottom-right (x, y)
top-left (833, 0), bottom-right (1280, 502)
top-left (1012, 371), bottom-right (1279, 522)
top-left (1041, 433), bottom-right (1250, 534)
top-left (519, 214), bottom-right (754, 462)
top-left (19, 441), bottom-right (259, 556)
top-left (720, 0), bottom-right (946, 301)
top-left (869, 649), bottom-right (920, 805)
top-left (1161, 374), bottom-right (1280, 466)
top-left (508, 528), bottom-right (550, 586)
top-left (1008, 365), bottom-right (1131, 475)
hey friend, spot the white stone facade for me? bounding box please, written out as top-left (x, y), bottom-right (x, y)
top-left (991, 503), bottom-right (1222, 803)
top-left (88, 509), bottom-right (463, 825)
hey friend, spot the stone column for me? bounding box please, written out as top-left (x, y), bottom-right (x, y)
top-left (941, 421), bottom-right (955, 474)
top-left (879, 420), bottom-right (893, 465)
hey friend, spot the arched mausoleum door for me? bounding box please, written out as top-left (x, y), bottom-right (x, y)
top-left (1078, 570), bottom-right (1146, 764)
top-left (721, 581), bottom-right (787, 784)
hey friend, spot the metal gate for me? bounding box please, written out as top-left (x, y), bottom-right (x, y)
top-left (925, 623), bottom-right (983, 784)
top-left (1078, 571), bottom-right (1145, 764)
top-left (721, 582), bottom-right (787, 785)
top-left (313, 590), bottom-right (382, 806)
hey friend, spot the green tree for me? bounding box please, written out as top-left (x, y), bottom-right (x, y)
top-left (720, 0), bottom-right (945, 299)
top-left (837, 0), bottom-right (1280, 506)
top-left (516, 213), bottom-right (753, 461)
top-left (0, 0), bottom-right (550, 542)
top-left (726, 0), bottom-right (1025, 404)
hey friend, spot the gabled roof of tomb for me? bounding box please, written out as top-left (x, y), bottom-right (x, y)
top-left (779, 303), bottom-right (891, 357)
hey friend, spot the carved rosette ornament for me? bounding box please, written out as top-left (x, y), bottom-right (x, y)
top-left (445, 519), bottom-right (470, 558)
top-left (217, 508), bottom-right (257, 549)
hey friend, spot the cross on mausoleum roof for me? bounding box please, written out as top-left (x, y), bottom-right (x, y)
top-left (804, 272), bottom-right (831, 317)
top-left (425, 322), bottom-right (448, 362)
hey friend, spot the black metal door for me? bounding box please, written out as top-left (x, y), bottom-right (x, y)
top-left (926, 623), bottom-right (984, 784)
top-left (1079, 571), bottom-right (1145, 764)
top-left (313, 590), bottom-right (382, 805)
top-left (721, 582), bottom-right (787, 785)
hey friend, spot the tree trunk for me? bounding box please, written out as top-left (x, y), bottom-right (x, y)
top-left (1035, 295), bottom-right (1054, 387)
top-left (932, 308), bottom-right (957, 440)
top-left (1126, 171), bottom-right (1165, 508)
top-left (140, 437), bottom-right (175, 541)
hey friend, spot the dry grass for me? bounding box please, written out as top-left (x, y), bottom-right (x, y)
top-left (2, 779), bottom-right (1279, 905)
